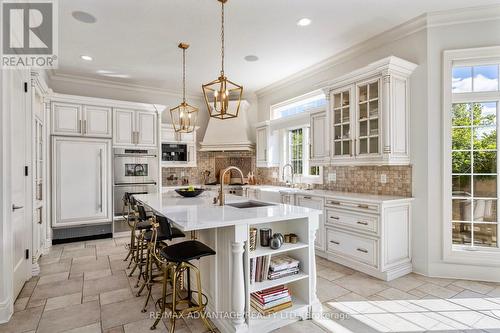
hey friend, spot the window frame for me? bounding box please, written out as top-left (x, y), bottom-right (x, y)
top-left (270, 90), bottom-right (326, 121)
top-left (284, 126), bottom-right (323, 184)
top-left (443, 46), bottom-right (500, 265)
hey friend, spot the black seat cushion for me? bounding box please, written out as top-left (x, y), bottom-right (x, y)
top-left (143, 227), bottom-right (185, 242)
top-left (160, 240), bottom-right (215, 262)
top-left (136, 221), bottom-right (152, 230)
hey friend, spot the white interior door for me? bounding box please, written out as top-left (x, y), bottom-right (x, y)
top-left (53, 137), bottom-right (111, 227)
top-left (10, 70), bottom-right (30, 298)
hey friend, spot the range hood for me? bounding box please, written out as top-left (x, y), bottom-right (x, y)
top-left (199, 100), bottom-right (254, 151)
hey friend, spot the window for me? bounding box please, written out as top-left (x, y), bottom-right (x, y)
top-left (445, 48), bottom-right (500, 258)
top-left (286, 127), bottom-right (321, 181)
top-left (289, 128), bottom-right (303, 175)
top-left (271, 91), bottom-right (326, 120)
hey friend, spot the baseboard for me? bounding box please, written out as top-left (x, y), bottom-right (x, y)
top-left (0, 296), bottom-right (13, 324)
top-left (32, 261), bottom-right (41, 276)
top-left (51, 233), bottom-right (112, 245)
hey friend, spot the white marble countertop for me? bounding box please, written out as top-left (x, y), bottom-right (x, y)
top-left (134, 190), bottom-right (322, 231)
top-left (242, 185), bottom-right (412, 203)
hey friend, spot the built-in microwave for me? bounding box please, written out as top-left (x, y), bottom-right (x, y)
top-left (161, 143), bottom-right (188, 163)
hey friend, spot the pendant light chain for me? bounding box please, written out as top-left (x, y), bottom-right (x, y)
top-left (182, 46), bottom-right (186, 103)
top-left (221, 1), bottom-right (225, 75)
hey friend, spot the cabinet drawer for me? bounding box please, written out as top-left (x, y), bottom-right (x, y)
top-left (326, 209), bottom-right (378, 234)
top-left (325, 198), bottom-right (379, 214)
top-left (326, 229), bottom-right (378, 266)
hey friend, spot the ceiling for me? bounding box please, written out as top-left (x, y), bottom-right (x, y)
top-left (56, 0), bottom-right (500, 95)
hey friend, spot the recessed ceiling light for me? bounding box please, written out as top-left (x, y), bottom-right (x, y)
top-left (96, 70), bottom-right (114, 74)
top-left (244, 55), bottom-right (259, 62)
top-left (72, 11), bottom-right (96, 24)
top-left (102, 73), bottom-right (130, 79)
top-left (297, 18), bottom-right (311, 27)
top-left (80, 55), bottom-right (93, 61)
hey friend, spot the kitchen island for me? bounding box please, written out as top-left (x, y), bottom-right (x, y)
top-left (134, 190), bottom-right (322, 333)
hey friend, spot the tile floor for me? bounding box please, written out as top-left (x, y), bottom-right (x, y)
top-left (2, 238), bottom-right (500, 333)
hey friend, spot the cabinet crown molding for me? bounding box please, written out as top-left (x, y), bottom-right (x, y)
top-left (319, 56), bottom-right (417, 92)
top-left (49, 92), bottom-right (165, 113)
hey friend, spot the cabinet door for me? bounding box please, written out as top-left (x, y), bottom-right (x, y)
top-left (356, 79), bottom-right (381, 157)
top-left (113, 109), bottom-right (134, 146)
top-left (83, 105), bottom-right (112, 137)
top-left (310, 111), bottom-right (328, 161)
top-left (331, 87), bottom-right (353, 160)
top-left (52, 137), bottom-right (111, 227)
top-left (136, 111), bottom-right (157, 147)
top-left (256, 127), bottom-right (268, 163)
top-left (296, 195), bottom-right (325, 251)
top-left (161, 127), bottom-right (178, 142)
top-left (52, 102), bottom-right (82, 136)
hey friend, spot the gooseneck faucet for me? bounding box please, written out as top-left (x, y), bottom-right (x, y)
top-left (282, 163), bottom-right (295, 186)
top-left (219, 166), bottom-right (244, 206)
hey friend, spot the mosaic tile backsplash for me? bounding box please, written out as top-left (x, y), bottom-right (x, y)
top-left (162, 151), bottom-right (255, 186)
top-left (162, 150), bottom-right (411, 197)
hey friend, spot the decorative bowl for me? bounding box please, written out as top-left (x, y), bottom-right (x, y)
top-left (175, 188), bottom-right (205, 198)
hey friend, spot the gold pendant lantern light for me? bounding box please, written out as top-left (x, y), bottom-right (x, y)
top-left (202, 0), bottom-right (243, 120)
top-left (170, 43), bottom-right (198, 133)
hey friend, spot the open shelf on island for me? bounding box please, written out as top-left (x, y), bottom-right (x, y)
top-left (248, 296), bottom-right (310, 331)
top-left (249, 242), bottom-right (309, 258)
top-left (250, 271), bottom-right (308, 293)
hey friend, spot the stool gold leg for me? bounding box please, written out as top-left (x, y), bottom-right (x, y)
top-left (151, 266), bottom-right (168, 330)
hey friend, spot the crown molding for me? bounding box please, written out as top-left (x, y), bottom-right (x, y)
top-left (255, 4), bottom-right (500, 98)
top-left (427, 4), bottom-right (500, 28)
top-left (255, 14), bottom-right (426, 98)
top-left (47, 70), bottom-right (204, 100)
top-left (49, 92), bottom-right (166, 113)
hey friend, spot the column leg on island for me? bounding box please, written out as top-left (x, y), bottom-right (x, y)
top-left (231, 240), bottom-right (247, 332)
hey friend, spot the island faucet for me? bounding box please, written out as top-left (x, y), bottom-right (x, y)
top-left (218, 166), bottom-right (244, 206)
top-left (282, 163), bottom-right (295, 187)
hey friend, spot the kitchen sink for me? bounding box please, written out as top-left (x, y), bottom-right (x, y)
top-left (227, 201), bottom-right (275, 209)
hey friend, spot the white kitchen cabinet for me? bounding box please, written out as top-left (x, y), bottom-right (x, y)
top-left (52, 136), bottom-right (112, 227)
top-left (322, 197), bottom-right (412, 281)
top-left (319, 56), bottom-right (417, 166)
top-left (161, 124), bottom-right (197, 167)
top-left (52, 102), bottom-right (112, 138)
top-left (136, 111), bottom-right (157, 147)
top-left (51, 102), bottom-right (82, 136)
top-left (113, 109), bottom-right (134, 146)
top-left (113, 108), bottom-right (157, 147)
top-left (256, 124), bottom-right (279, 168)
top-left (296, 195), bottom-right (325, 251)
top-left (83, 105), bottom-right (112, 138)
top-left (310, 109), bottom-right (330, 165)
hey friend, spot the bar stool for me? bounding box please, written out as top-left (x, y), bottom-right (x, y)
top-left (150, 215), bottom-right (216, 332)
top-left (137, 214), bottom-right (185, 311)
top-left (128, 200), bottom-right (154, 280)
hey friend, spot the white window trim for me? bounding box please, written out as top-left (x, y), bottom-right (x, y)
top-left (270, 89), bottom-right (325, 121)
top-left (283, 126), bottom-right (323, 184)
top-left (443, 46), bottom-right (500, 266)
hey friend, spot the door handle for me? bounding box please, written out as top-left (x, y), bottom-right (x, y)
top-left (98, 149), bottom-right (103, 212)
top-left (12, 204), bottom-right (23, 211)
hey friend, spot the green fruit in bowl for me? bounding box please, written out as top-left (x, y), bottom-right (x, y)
top-left (187, 185), bottom-right (195, 192)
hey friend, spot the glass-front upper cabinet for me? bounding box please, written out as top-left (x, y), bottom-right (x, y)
top-left (357, 79), bottom-right (380, 156)
top-left (331, 87), bottom-right (353, 158)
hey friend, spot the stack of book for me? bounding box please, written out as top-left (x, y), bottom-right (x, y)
top-left (268, 255), bottom-right (300, 280)
top-left (250, 255), bottom-right (270, 283)
top-left (250, 285), bottom-right (292, 315)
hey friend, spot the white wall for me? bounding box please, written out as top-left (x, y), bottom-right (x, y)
top-left (426, 18), bottom-right (500, 280)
